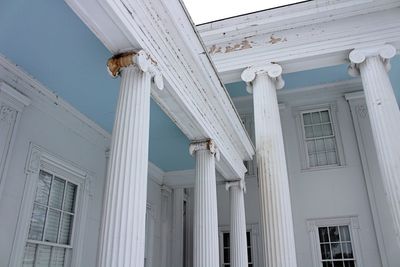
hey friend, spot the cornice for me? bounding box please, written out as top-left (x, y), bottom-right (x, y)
top-left (66, 0), bottom-right (255, 179)
top-left (198, 1), bottom-right (400, 83)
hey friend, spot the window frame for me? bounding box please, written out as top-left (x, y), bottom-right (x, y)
top-left (9, 143), bottom-right (91, 267)
top-left (294, 102), bottom-right (346, 171)
top-left (307, 216), bottom-right (364, 267)
top-left (218, 224), bottom-right (260, 267)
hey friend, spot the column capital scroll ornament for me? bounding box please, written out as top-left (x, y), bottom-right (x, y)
top-left (225, 180), bottom-right (246, 193)
top-left (241, 62), bottom-right (285, 93)
top-left (348, 44), bottom-right (396, 77)
top-left (107, 50), bottom-right (164, 90)
top-left (189, 139), bottom-right (220, 160)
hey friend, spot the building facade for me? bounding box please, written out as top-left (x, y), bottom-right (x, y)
top-left (0, 0), bottom-right (399, 267)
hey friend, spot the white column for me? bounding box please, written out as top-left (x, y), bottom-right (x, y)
top-left (98, 50), bottom-right (163, 267)
top-left (190, 140), bottom-right (220, 267)
top-left (349, 44), bottom-right (400, 243)
top-left (226, 180), bottom-right (248, 267)
top-left (241, 63), bottom-right (297, 267)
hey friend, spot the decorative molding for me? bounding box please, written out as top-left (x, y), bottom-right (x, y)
top-left (241, 63), bottom-right (285, 92)
top-left (189, 139), bottom-right (220, 160)
top-left (0, 82), bottom-right (31, 198)
top-left (9, 143), bottom-right (91, 267)
top-left (0, 54), bottom-right (111, 149)
top-left (348, 44), bottom-right (397, 76)
top-left (107, 50), bottom-right (164, 90)
top-left (148, 161), bottom-right (164, 185)
top-left (198, 1), bottom-right (400, 83)
top-left (225, 180), bottom-right (246, 192)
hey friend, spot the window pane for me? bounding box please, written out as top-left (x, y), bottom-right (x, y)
top-left (319, 227), bottom-right (329, 243)
top-left (344, 261), bottom-right (355, 267)
top-left (322, 124), bottom-right (333, 136)
top-left (35, 244), bottom-right (51, 267)
top-left (331, 242), bottom-right (343, 259)
top-left (313, 125), bottom-right (323, 137)
top-left (308, 154), bottom-right (317, 167)
top-left (333, 262), bottom-right (344, 267)
top-left (312, 112), bottom-right (321, 123)
top-left (64, 182), bottom-right (77, 212)
top-left (329, 227), bottom-right (340, 242)
top-left (303, 113), bottom-right (312, 125)
top-left (327, 152), bottom-right (338, 165)
top-left (28, 204), bottom-right (47, 241)
top-left (224, 248), bottom-right (230, 263)
top-left (315, 139), bottom-right (325, 153)
top-left (323, 262), bottom-right (333, 267)
top-left (307, 141), bottom-right (316, 153)
top-left (44, 209), bottom-right (61, 243)
top-left (317, 153), bottom-right (328, 166)
top-left (321, 111), bottom-right (330, 122)
top-left (342, 242), bottom-right (353, 259)
top-left (223, 233), bottom-right (230, 247)
top-left (247, 247), bottom-right (252, 262)
top-left (35, 171), bottom-right (52, 205)
top-left (50, 247), bottom-right (66, 267)
top-left (49, 177), bottom-right (65, 209)
top-left (59, 214), bottom-right (74, 245)
top-left (339, 226), bottom-right (351, 241)
top-left (320, 244), bottom-right (331, 259)
top-left (246, 231), bottom-right (251, 246)
top-left (305, 126), bottom-right (314, 138)
top-left (324, 137), bottom-right (336, 151)
top-left (22, 243), bottom-right (36, 267)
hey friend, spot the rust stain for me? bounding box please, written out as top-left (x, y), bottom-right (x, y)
top-left (268, 34), bottom-right (287, 44)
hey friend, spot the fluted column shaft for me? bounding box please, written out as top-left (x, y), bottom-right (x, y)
top-left (226, 181), bottom-right (248, 267)
top-left (190, 140), bottom-right (220, 267)
top-left (98, 51), bottom-right (163, 267)
top-left (349, 45), bottom-right (400, 243)
top-left (242, 63), bottom-right (297, 267)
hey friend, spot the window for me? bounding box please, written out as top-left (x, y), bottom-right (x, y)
top-left (308, 217), bottom-right (363, 267)
top-left (22, 169), bottom-right (78, 267)
top-left (318, 225), bottom-right (355, 267)
top-left (302, 109), bottom-right (338, 167)
top-left (294, 103), bottom-right (345, 170)
top-left (221, 231), bottom-right (253, 267)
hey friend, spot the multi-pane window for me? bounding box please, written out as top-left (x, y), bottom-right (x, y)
top-left (22, 170), bottom-right (78, 267)
top-left (221, 231), bottom-right (253, 267)
top-left (302, 109), bottom-right (339, 168)
top-left (318, 225), bottom-right (355, 267)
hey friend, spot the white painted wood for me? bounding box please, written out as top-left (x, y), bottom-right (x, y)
top-left (171, 188), bottom-right (184, 267)
top-left (349, 45), bottom-right (400, 245)
top-left (65, 0), bottom-right (255, 180)
top-left (190, 140), bottom-right (220, 267)
top-left (98, 53), bottom-right (154, 266)
top-left (160, 186), bottom-right (172, 267)
top-left (198, 0), bottom-right (400, 83)
top-left (0, 82), bottom-right (30, 199)
top-left (226, 181), bottom-right (248, 267)
top-left (243, 63), bottom-right (297, 267)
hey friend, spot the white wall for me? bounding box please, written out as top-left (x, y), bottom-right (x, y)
top-left (0, 56), bottom-right (166, 267)
top-left (225, 81), bottom-right (393, 267)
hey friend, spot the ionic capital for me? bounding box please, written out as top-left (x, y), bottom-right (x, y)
top-left (241, 63), bottom-right (285, 93)
top-left (225, 180), bottom-right (246, 193)
top-left (348, 44), bottom-right (396, 77)
top-left (189, 139), bottom-right (220, 160)
top-left (107, 50), bottom-right (164, 90)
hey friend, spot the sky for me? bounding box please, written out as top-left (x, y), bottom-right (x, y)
top-left (182, 0), bottom-right (305, 24)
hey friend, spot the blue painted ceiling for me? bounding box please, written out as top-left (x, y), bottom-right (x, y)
top-left (0, 0), bottom-right (399, 171)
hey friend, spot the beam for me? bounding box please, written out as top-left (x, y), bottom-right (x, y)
top-left (66, 0), bottom-right (255, 179)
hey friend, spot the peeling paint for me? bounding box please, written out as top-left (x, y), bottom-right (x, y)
top-left (268, 34), bottom-right (287, 44)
